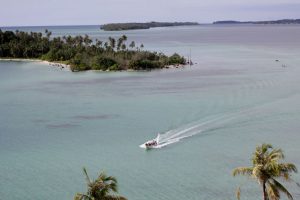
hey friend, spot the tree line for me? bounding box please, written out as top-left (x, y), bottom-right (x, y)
top-left (0, 29), bottom-right (186, 72)
top-left (101, 22), bottom-right (199, 31)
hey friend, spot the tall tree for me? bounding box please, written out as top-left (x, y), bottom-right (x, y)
top-left (83, 34), bottom-right (92, 46)
top-left (74, 168), bottom-right (127, 200)
top-left (129, 41), bottom-right (135, 49)
top-left (108, 37), bottom-right (116, 50)
top-left (117, 35), bottom-right (127, 51)
top-left (233, 143), bottom-right (298, 200)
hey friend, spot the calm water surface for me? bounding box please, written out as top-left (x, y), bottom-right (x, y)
top-left (0, 25), bottom-right (300, 200)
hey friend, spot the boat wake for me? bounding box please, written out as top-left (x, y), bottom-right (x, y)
top-left (139, 113), bottom-right (237, 149)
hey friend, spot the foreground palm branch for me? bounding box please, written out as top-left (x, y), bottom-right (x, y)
top-left (74, 168), bottom-right (127, 200)
top-left (232, 143), bottom-right (298, 200)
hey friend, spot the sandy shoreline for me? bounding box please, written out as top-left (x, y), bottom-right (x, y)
top-left (0, 58), bottom-right (70, 69)
top-left (0, 58), bottom-right (187, 72)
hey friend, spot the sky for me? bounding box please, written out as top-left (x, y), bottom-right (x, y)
top-left (0, 0), bottom-right (300, 26)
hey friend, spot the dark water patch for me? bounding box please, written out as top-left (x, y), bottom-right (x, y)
top-left (46, 123), bottom-right (80, 129)
top-left (71, 114), bottom-right (119, 120)
top-left (32, 119), bottom-right (50, 123)
top-left (44, 75), bottom-right (148, 86)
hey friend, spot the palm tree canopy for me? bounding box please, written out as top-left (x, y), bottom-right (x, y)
top-left (74, 168), bottom-right (127, 200)
top-left (233, 143), bottom-right (298, 200)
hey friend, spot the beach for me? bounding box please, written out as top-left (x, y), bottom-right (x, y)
top-left (0, 58), bottom-right (70, 69)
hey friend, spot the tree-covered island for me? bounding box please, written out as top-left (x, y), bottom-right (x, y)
top-left (213, 19), bottom-right (300, 24)
top-left (101, 22), bottom-right (199, 31)
top-left (0, 29), bottom-right (186, 72)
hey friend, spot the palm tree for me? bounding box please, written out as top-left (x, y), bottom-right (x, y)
top-left (129, 41), bottom-right (135, 49)
top-left (233, 143), bottom-right (298, 200)
top-left (117, 35), bottom-right (127, 51)
top-left (74, 168), bottom-right (127, 200)
top-left (108, 37), bottom-right (116, 50)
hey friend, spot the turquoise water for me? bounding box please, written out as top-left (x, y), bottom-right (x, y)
top-left (1, 25), bottom-right (300, 200)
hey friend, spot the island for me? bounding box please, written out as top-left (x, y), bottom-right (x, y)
top-left (213, 19), bottom-right (300, 24)
top-left (0, 29), bottom-right (186, 72)
top-left (100, 22), bottom-right (199, 31)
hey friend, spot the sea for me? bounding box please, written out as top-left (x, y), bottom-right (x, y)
top-left (0, 25), bottom-right (300, 200)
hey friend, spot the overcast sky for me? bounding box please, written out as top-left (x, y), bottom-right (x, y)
top-left (1, 0), bottom-right (300, 26)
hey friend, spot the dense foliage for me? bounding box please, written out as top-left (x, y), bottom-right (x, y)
top-left (0, 29), bottom-right (186, 71)
top-left (101, 22), bottom-right (199, 31)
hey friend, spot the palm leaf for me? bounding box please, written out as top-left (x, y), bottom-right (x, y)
top-left (103, 194), bottom-right (127, 200)
top-left (267, 182), bottom-right (280, 200)
top-left (233, 143), bottom-right (297, 200)
top-left (232, 167), bottom-right (253, 177)
top-left (83, 167), bottom-right (92, 185)
top-left (268, 148), bottom-right (284, 161)
top-left (104, 176), bottom-right (118, 184)
top-left (279, 163), bottom-right (298, 174)
top-left (271, 178), bottom-right (293, 200)
top-left (74, 193), bottom-right (92, 200)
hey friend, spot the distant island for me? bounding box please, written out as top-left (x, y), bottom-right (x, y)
top-left (213, 19), bottom-right (300, 24)
top-left (0, 29), bottom-right (186, 72)
top-left (100, 22), bottom-right (199, 31)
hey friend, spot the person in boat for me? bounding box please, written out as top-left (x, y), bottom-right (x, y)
top-left (146, 140), bottom-right (157, 147)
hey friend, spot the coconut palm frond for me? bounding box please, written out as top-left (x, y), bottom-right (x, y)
top-left (102, 194), bottom-right (127, 200)
top-left (279, 163), bottom-right (298, 174)
top-left (267, 182), bottom-right (280, 200)
top-left (98, 171), bottom-right (107, 179)
top-left (76, 168), bottom-right (127, 200)
top-left (271, 178), bottom-right (293, 200)
top-left (74, 193), bottom-right (92, 200)
top-left (83, 167), bottom-right (92, 185)
top-left (233, 143), bottom-right (297, 200)
top-left (252, 165), bottom-right (264, 180)
top-left (104, 175), bottom-right (118, 184)
top-left (233, 167), bottom-right (253, 177)
top-left (108, 181), bottom-right (118, 192)
top-left (260, 143), bottom-right (273, 154)
top-left (268, 148), bottom-right (284, 161)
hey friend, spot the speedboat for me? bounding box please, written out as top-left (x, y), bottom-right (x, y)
top-left (145, 140), bottom-right (158, 149)
top-left (140, 133), bottom-right (161, 149)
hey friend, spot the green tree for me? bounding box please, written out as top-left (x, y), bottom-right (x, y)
top-left (121, 44), bottom-right (126, 51)
top-left (45, 29), bottom-right (52, 39)
top-left (108, 37), bottom-right (116, 50)
top-left (129, 41), bottom-right (135, 49)
top-left (233, 143), bottom-right (298, 200)
top-left (168, 53), bottom-right (185, 65)
top-left (74, 168), bottom-right (127, 200)
top-left (0, 29), bottom-right (187, 71)
top-left (117, 35), bottom-right (127, 51)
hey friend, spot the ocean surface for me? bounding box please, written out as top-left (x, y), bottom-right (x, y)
top-left (1, 25), bottom-right (300, 200)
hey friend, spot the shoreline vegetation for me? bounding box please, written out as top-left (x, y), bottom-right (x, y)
top-left (100, 21), bottom-right (199, 31)
top-left (213, 19), bottom-right (300, 24)
top-left (0, 29), bottom-right (187, 72)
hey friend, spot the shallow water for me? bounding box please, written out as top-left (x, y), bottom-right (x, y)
top-left (1, 25), bottom-right (300, 200)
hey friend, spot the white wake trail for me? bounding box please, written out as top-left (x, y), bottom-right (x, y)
top-left (140, 113), bottom-right (238, 149)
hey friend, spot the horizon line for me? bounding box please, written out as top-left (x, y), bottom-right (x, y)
top-left (1, 18), bottom-right (300, 28)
